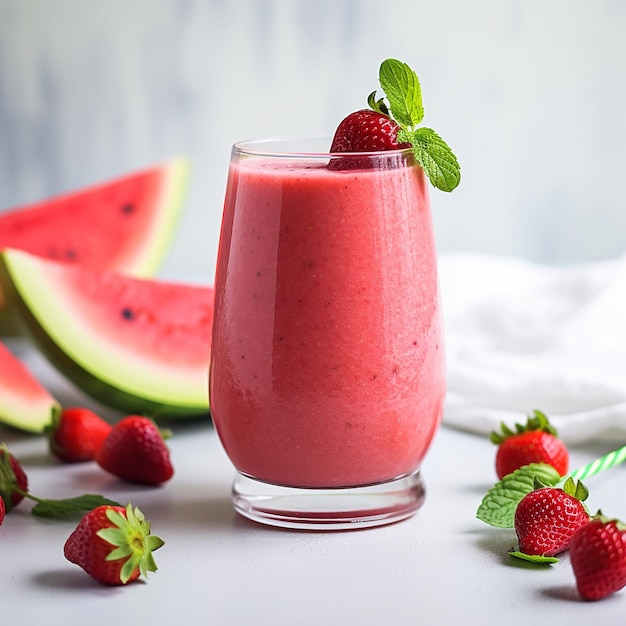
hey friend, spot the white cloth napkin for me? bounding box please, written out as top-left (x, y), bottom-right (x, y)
top-left (438, 252), bottom-right (626, 444)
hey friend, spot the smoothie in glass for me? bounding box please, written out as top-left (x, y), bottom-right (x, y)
top-left (209, 141), bottom-right (445, 491)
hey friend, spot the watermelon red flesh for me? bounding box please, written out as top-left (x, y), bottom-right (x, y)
top-left (0, 158), bottom-right (189, 309)
top-left (0, 339), bottom-right (59, 433)
top-left (0, 249), bottom-right (212, 419)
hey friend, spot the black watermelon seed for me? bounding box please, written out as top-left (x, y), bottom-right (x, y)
top-left (120, 307), bottom-right (135, 320)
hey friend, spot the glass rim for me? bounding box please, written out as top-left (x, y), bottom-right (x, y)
top-left (232, 135), bottom-right (413, 159)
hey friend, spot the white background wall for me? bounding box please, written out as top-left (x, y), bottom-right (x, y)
top-left (1, 0), bottom-right (625, 282)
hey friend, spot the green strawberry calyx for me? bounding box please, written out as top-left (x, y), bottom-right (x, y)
top-left (552, 476), bottom-right (589, 502)
top-left (0, 441), bottom-right (120, 517)
top-left (0, 444), bottom-right (18, 511)
top-left (490, 409), bottom-right (558, 445)
top-left (98, 503), bottom-right (165, 584)
top-left (590, 510), bottom-right (626, 532)
top-left (371, 58), bottom-right (461, 193)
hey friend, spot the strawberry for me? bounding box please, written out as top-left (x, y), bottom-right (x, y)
top-left (0, 494), bottom-right (5, 526)
top-left (329, 106), bottom-right (411, 172)
top-left (46, 407), bottom-right (112, 463)
top-left (0, 444), bottom-right (28, 510)
top-left (570, 514), bottom-right (626, 600)
top-left (96, 416), bottom-right (174, 485)
top-left (513, 478), bottom-right (590, 557)
top-left (64, 502), bottom-right (164, 585)
top-left (490, 410), bottom-right (569, 479)
top-left (330, 108), bottom-right (410, 153)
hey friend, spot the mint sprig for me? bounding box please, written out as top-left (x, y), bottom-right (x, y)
top-left (375, 58), bottom-right (460, 192)
top-left (29, 493), bottom-right (121, 518)
top-left (1, 442), bottom-right (120, 518)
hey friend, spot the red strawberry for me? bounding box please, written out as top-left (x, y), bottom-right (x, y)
top-left (330, 109), bottom-right (410, 153)
top-left (64, 502), bottom-right (164, 585)
top-left (47, 407), bottom-right (112, 463)
top-left (490, 410), bottom-right (569, 479)
top-left (0, 495), bottom-right (5, 526)
top-left (0, 444), bottom-right (28, 510)
top-left (96, 416), bottom-right (173, 485)
top-left (514, 479), bottom-right (590, 556)
top-left (570, 514), bottom-right (626, 600)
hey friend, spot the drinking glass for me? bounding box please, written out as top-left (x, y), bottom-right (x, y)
top-left (209, 137), bottom-right (445, 530)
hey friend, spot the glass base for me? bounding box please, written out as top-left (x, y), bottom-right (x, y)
top-left (231, 470), bottom-right (425, 531)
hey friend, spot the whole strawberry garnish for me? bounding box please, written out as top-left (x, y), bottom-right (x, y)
top-left (490, 410), bottom-right (569, 479)
top-left (0, 444), bottom-right (28, 510)
top-left (329, 59), bottom-right (460, 191)
top-left (570, 514), bottom-right (626, 600)
top-left (96, 416), bottom-right (174, 485)
top-left (330, 108), bottom-right (410, 153)
top-left (46, 407), bottom-right (112, 463)
top-left (0, 494), bottom-right (5, 526)
top-left (64, 502), bottom-right (164, 585)
top-left (513, 478), bottom-right (590, 558)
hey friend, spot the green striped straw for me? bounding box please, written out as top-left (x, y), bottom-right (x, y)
top-left (559, 443), bottom-right (626, 485)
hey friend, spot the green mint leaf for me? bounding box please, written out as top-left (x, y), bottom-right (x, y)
top-left (509, 551), bottom-right (559, 564)
top-left (376, 58), bottom-right (461, 193)
top-left (31, 494), bottom-right (121, 518)
top-left (476, 463), bottom-right (561, 528)
top-left (379, 58), bottom-right (424, 129)
top-left (399, 127), bottom-right (461, 192)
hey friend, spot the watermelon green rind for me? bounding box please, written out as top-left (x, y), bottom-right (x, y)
top-left (117, 157), bottom-right (190, 277)
top-left (0, 340), bottom-right (60, 433)
top-left (0, 249), bottom-right (211, 420)
top-left (0, 157), bottom-right (191, 312)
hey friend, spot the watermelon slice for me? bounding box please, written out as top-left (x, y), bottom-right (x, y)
top-left (0, 158), bottom-right (190, 313)
top-left (0, 249), bottom-right (212, 419)
top-left (0, 339), bottom-right (60, 433)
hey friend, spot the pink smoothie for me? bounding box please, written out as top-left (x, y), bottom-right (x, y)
top-left (209, 151), bottom-right (445, 488)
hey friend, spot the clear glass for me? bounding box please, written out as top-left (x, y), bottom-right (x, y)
top-left (209, 137), bottom-right (445, 530)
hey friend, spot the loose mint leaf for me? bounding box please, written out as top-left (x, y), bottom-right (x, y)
top-left (31, 494), bottom-right (121, 518)
top-left (509, 551), bottom-right (559, 564)
top-left (476, 463), bottom-right (561, 528)
top-left (399, 127), bottom-right (461, 192)
top-left (379, 58), bottom-right (424, 129)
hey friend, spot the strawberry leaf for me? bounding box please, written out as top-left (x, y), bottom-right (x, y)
top-left (490, 409), bottom-right (558, 444)
top-left (562, 477), bottom-right (589, 502)
top-left (476, 463), bottom-right (561, 528)
top-left (509, 550), bottom-right (559, 564)
top-left (367, 91), bottom-right (389, 116)
top-left (0, 445), bottom-right (18, 511)
top-left (97, 503), bottom-right (164, 584)
top-left (31, 494), bottom-right (121, 517)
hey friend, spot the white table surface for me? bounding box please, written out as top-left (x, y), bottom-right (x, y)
top-left (2, 340), bottom-right (626, 625)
